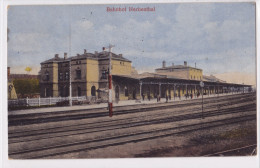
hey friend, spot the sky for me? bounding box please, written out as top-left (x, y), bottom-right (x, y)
top-left (7, 3), bottom-right (256, 77)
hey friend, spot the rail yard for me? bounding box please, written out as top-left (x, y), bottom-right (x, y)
top-left (8, 92), bottom-right (256, 159)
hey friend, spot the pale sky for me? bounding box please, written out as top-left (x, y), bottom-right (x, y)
top-left (7, 3), bottom-right (256, 77)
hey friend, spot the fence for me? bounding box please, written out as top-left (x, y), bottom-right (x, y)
top-left (8, 96), bottom-right (97, 107)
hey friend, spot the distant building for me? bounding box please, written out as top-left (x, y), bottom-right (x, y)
top-left (9, 74), bottom-right (39, 80)
top-left (155, 61), bottom-right (203, 80)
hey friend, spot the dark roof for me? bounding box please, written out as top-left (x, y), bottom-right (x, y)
top-left (41, 57), bottom-right (66, 64)
top-left (156, 65), bottom-right (202, 71)
top-left (41, 51), bottom-right (131, 64)
top-left (97, 51), bottom-right (131, 62)
top-left (113, 74), bottom-right (251, 87)
top-left (70, 53), bottom-right (97, 60)
top-left (9, 74), bottom-right (39, 80)
top-left (203, 75), bottom-right (226, 83)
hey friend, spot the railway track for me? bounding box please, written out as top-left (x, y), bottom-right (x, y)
top-left (8, 92), bottom-right (255, 126)
top-left (203, 144), bottom-right (257, 156)
top-left (8, 102), bottom-right (255, 143)
top-left (8, 93), bottom-right (256, 159)
top-left (9, 114), bottom-right (256, 159)
top-left (8, 93), bottom-right (255, 137)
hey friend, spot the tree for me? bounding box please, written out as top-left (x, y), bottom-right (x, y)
top-left (13, 79), bottom-right (39, 97)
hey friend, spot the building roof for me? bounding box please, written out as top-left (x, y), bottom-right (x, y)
top-left (113, 73), bottom-right (251, 87)
top-left (41, 51), bottom-right (131, 64)
top-left (97, 51), bottom-right (131, 62)
top-left (203, 75), bottom-right (226, 83)
top-left (156, 64), bottom-right (202, 71)
top-left (9, 74), bottom-right (39, 80)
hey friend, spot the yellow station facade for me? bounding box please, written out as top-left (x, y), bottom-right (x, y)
top-left (40, 49), bottom-right (251, 102)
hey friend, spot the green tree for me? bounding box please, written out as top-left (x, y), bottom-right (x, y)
top-left (13, 79), bottom-right (39, 97)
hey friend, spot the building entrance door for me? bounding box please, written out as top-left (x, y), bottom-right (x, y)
top-left (133, 88), bottom-right (136, 99)
top-left (115, 86), bottom-right (119, 103)
top-left (91, 86), bottom-right (96, 96)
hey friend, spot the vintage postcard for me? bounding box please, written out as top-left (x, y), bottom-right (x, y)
top-left (2, 0), bottom-right (258, 167)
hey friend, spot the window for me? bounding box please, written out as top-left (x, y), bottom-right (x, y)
top-left (124, 86), bottom-right (129, 96)
top-left (101, 70), bottom-right (107, 79)
top-left (76, 69), bottom-right (81, 79)
top-left (77, 87), bottom-right (81, 96)
top-left (45, 71), bottom-right (49, 81)
top-left (65, 72), bottom-right (69, 80)
top-left (59, 72), bottom-right (63, 80)
top-left (91, 86), bottom-right (96, 96)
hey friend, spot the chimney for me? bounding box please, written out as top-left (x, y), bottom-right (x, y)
top-left (7, 67), bottom-right (10, 79)
top-left (77, 53), bottom-right (80, 56)
top-left (84, 49), bottom-right (87, 54)
top-left (195, 62), bottom-right (196, 68)
top-left (162, 60), bottom-right (166, 68)
top-left (95, 51), bottom-right (98, 55)
top-left (184, 61), bottom-right (187, 66)
top-left (119, 54), bottom-right (122, 57)
top-left (64, 53), bottom-right (67, 59)
top-left (55, 54), bottom-right (59, 58)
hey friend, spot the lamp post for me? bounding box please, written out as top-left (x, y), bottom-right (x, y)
top-left (69, 60), bottom-right (72, 106)
top-left (200, 81), bottom-right (204, 119)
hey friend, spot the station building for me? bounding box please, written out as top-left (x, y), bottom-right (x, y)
top-left (40, 49), bottom-right (252, 102)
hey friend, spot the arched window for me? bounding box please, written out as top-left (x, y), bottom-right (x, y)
top-left (124, 86), bottom-right (128, 96)
top-left (91, 86), bottom-right (96, 96)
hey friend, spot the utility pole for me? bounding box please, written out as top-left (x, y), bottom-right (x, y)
top-left (200, 81), bottom-right (204, 119)
top-left (69, 21), bottom-right (72, 107)
top-left (69, 60), bottom-right (72, 106)
top-left (104, 44), bottom-right (115, 117)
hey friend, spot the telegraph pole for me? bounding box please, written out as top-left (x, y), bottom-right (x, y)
top-left (69, 21), bottom-right (72, 106)
top-left (104, 44), bottom-right (115, 117)
top-left (200, 81), bottom-right (204, 119)
top-left (69, 60), bottom-right (72, 106)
